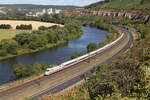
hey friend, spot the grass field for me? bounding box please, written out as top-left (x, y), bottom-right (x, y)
top-left (0, 20), bottom-right (63, 30)
top-left (0, 20), bottom-right (63, 40)
top-left (0, 29), bottom-right (31, 40)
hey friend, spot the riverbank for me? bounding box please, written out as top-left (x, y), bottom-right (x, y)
top-left (0, 40), bottom-right (66, 60)
top-left (0, 22), bottom-right (83, 60)
top-left (0, 32), bottom-right (83, 60)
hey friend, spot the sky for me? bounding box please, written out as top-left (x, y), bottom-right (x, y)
top-left (0, 0), bottom-right (102, 6)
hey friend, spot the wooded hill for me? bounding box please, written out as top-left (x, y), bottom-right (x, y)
top-left (86, 0), bottom-right (150, 10)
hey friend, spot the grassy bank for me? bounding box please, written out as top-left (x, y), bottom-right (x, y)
top-left (0, 40), bottom-right (66, 60)
top-left (0, 29), bottom-right (32, 40)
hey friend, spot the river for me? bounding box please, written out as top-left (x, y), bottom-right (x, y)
top-left (0, 27), bottom-right (108, 85)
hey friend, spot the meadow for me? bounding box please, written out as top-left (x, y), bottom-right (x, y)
top-left (0, 29), bottom-right (31, 40)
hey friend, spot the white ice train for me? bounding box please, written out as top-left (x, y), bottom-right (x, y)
top-left (44, 33), bottom-right (125, 76)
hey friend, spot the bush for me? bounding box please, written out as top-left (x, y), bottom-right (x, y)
top-left (0, 24), bottom-right (12, 29)
top-left (0, 39), bottom-right (18, 55)
top-left (0, 49), bottom-right (7, 56)
top-left (28, 34), bottom-right (48, 50)
top-left (13, 64), bottom-right (26, 78)
top-left (13, 63), bottom-right (49, 78)
top-left (16, 24), bottom-right (32, 30)
top-left (87, 43), bottom-right (98, 52)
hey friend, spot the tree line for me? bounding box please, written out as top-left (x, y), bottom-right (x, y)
top-left (0, 24), bottom-right (32, 30)
top-left (0, 24), bottom-right (12, 29)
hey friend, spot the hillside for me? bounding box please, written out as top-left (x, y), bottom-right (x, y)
top-left (86, 0), bottom-right (150, 10)
top-left (0, 4), bottom-right (79, 16)
top-left (0, 4), bottom-right (79, 10)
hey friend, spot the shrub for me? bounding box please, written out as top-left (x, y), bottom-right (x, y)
top-left (87, 43), bottom-right (98, 52)
top-left (0, 24), bottom-right (12, 29)
top-left (16, 24), bottom-right (32, 30)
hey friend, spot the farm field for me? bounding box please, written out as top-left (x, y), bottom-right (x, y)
top-left (0, 29), bottom-right (31, 40)
top-left (0, 20), bottom-right (63, 30)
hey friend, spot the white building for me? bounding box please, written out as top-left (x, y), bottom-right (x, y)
top-left (55, 9), bottom-right (62, 14)
top-left (47, 8), bottom-right (53, 14)
top-left (42, 9), bottom-right (46, 13)
top-left (26, 8), bottom-right (62, 17)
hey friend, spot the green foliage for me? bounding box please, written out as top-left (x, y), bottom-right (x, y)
top-left (0, 49), bottom-right (7, 56)
top-left (16, 24), bottom-right (32, 30)
top-left (47, 31), bottom-right (58, 43)
top-left (13, 64), bottom-right (26, 78)
top-left (84, 33), bottom-right (150, 100)
top-left (28, 34), bottom-right (48, 50)
top-left (86, 0), bottom-right (150, 10)
top-left (0, 21), bottom-right (82, 58)
top-left (0, 24), bottom-right (12, 29)
top-left (13, 63), bottom-right (50, 78)
top-left (71, 52), bottom-right (86, 59)
top-left (0, 39), bottom-right (18, 55)
top-left (87, 43), bottom-right (98, 52)
top-left (87, 82), bottom-right (118, 99)
top-left (23, 98), bottom-right (35, 100)
top-left (13, 32), bottom-right (49, 50)
top-left (13, 33), bottom-right (32, 45)
top-left (134, 25), bottom-right (150, 38)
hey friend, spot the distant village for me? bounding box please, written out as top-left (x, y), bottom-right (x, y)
top-left (26, 8), bottom-right (62, 17)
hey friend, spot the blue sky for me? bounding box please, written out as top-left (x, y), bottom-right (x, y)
top-left (0, 0), bottom-right (102, 6)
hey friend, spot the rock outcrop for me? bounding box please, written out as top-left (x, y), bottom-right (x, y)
top-left (63, 8), bottom-right (150, 24)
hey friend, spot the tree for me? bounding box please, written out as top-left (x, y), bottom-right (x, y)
top-left (25, 63), bottom-right (48, 76)
top-left (0, 49), bottom-right (7, 56)
top-left (0, 24), bottom-right (12, 29)
top-left (13, 33), bottom-right (32, 46)
top-left (88, 82), bottom-right (118, 99)
top-left (13, 64), bottom-right (26, 78)
top-left (0, 39), bottom-right (18, 54)
top-left (16, 24), bottom-right (32, 30)
top-left (47, 31), bottom-right (58, 43)
top-left (38, 26), bottom-right (46, 30)
top-left (28, 34), bottom-right (48, 50)
top-left (87, 43), bottom-right (98, 52)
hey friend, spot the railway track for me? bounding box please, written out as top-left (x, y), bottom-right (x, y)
top-left (0, 26), bottom-right (134, 100)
